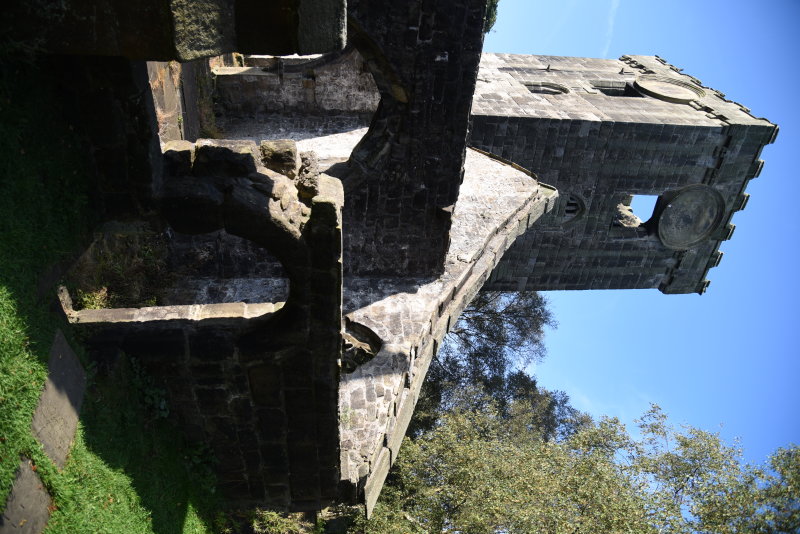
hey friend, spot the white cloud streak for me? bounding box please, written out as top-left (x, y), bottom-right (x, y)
top-left (541, 0), bottom-right (579, 51)
top-left (602, 0), bottom-right (621, 58)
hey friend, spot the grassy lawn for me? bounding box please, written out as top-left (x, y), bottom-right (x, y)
top-left (0, 58), bottom-right (90, 507)
top-left (0, 59), bottom-right (222, 533)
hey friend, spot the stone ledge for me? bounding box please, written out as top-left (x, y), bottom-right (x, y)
top-left (58, 285), bottom-right (283, 326)
top-left (0, 459), bottom-right (50, 534)
top-left (31, 331), bottom-right (86, 469)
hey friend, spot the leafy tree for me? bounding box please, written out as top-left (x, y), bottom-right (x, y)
top-left (484, 0), bottom-right (499, 34)
top-left (365, 392), bottom-right (652, 533)
top-left (629, 405), bottom-right (800, 533)
top-left (362, 399), bottom-right (800, 534)
top-left (411, 291), bottom-right (589, 441)
top-left (344, 291), bottom-right (798, 532)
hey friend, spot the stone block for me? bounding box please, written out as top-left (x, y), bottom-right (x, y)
top-left (260, 140), bottom-right (301, 179)
top-left (289, 471), bottom-right (321, 501)
top-left (163, 140), bottom-right (195, 177)
top-left (287, 413), bottom-right (317, 442)
top-left (0, 459), bottom-right (51, 533)
top-left (260, 443), bottom-right (290, 474)
top-left (188, 329), bottom-right (235, 361)
top-left (192, 141), bottom-right (258, 177)
top-left (30, 331), bottom-right (85, 469)
top-left (256, 409), bottom-right (287, 436)
top-left (265, 484), bottom-right (291, 508)
top-left (231, 398), bottom-right (255, 421)
top-left (14, 0), bottom-right (345, 60)
top-left (248, 365), bottom-right (282, 407)
top-left (121, 329), bottom-right (186, 363)
top-left (364, 447), bottom-right (391, 518)
top-left (220, 480), bottom-right (251, 501)
top-left (195, 388), bottom-right (230, 415)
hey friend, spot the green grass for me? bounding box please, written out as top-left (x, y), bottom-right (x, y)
top-left (0, 58), bottom-right (91, 506)
top-left (45, 359), bottom-right (218, 533)
top-left (0, 59), bottom-right (223, 533)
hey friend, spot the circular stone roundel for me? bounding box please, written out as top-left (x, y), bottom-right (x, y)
top-left (634, 75), bottom-right (705, 104)
top-left (657, 185), bottom-right (725, 250)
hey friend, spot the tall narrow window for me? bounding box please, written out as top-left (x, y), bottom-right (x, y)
top-left (561, 194), bottom-right (585, 223)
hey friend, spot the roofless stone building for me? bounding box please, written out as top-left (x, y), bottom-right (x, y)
top-left (11, 0), bottom-right (776, 517)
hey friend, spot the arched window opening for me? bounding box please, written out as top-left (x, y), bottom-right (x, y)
top-left (561, 194), bottom-right (585, 223)
top-left (630, 194), bottom-right (659, 223)
top-left (611, 194), bottom-right (658, 238)
top-left (526, 82), bottom-right (569, 95)
top-left (591, 81), bottom-right (643, 97)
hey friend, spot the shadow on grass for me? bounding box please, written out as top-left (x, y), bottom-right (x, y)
top-left (57, 356), bottom-right (222, 534)
top-left (0, 58), bottom-right (227, 533)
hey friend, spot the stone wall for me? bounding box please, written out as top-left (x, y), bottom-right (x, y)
top-left (147, 58), bottom-right (218, 144)
top-left (338, 149), bottom-right (557, 515)
top-left (7, 0), bottom-right (345, 60)
top-left (65, 141), bottom-right (346, 511)
top-left (470, 54), bottom-right (777, 294)
top-left (213, 0), bottom-right (492, 279)
top-left (54, 56), bottom-right (163, 219)
top-left (341, 0), bottom-right (489, 277)
top-left (213, 48), bottom-right (380, 116)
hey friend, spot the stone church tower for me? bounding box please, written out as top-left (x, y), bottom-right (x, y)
top-left (470, 53), bottom-right (777, 294)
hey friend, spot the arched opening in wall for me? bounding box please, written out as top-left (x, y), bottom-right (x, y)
top-left (208, 46), bottom-right (381, 173)
top-left (526, 82), bottom-right (569, 95)
top-left (590, 81), bottom-right (643, 97)
top-left (159, 230), bottom-right (290, 305)
top-left (59, 225), bottom-right (290, 311)
top-left (630, 194), bottom-right (659, 224)
top-left (612, 194), bottom-right (658, 237)
top-left (560, 194), bottom-right (585, 223)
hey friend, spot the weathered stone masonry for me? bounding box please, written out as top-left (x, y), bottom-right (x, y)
top-left (64, 140), bottom-right (346, 510)
top-left (342, 0), bottom-right (488, 276)
top-left (470, 53), bottom-right (777, 294)
top-left (338, 150), bottom-right (556, 513)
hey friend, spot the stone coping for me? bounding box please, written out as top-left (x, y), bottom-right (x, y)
top-left (57, 286), bottom-right (283, 325)
top-left (212, 67), bottom-right (291, 77)
top-left (339, 148), bottom-right (559, 514)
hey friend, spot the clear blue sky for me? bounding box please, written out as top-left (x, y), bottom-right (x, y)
top-left (484, 0), bottom-right (800, 464)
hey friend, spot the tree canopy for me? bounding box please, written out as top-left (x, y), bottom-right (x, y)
top-left (411, 291), bottom-right (588, 440)
top-left (358, 291), bottom-right (800, 533)
top-left (363, 397), bottom-right (800, 533)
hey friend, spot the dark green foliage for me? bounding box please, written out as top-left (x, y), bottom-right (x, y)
top-left (367, 399), bottom-right (800, 534)
top-left (362, 288), bottom-right (799, 533)
top-left (484, 0), bottom-right (499, 34)
top-left (410, 291), bottom-right (588, 439)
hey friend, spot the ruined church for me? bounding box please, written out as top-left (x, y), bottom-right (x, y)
top-left (11, 0), bottom-right (776, 517)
